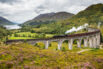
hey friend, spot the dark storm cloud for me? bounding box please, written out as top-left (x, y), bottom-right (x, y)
top-left (0, 0), bottom-right (20, 4)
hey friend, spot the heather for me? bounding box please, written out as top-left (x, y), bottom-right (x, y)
top-left (0, 43), bottom-right (103, 69)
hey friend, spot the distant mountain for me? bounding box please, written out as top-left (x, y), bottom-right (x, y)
top-left (67, 3), bottom-right (103, 25)
top-left (34, 12), bottom-right (74, 21)
top-left (23, 12), bottom-right (74, 26)
top-left (0, 17), bottom-right (14, 25)
top-left (34, 12), bottom-right (55, 21)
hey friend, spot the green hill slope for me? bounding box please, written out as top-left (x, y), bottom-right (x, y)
top-left (0, 17), bottom-right (14, 25)
top-left (67, 3), bottom-right (103, 25)
top-left (0, 26), bottom-right (10, 40)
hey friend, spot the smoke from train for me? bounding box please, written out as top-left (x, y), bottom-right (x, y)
top-left (65, 23), bottom-right (88, 34)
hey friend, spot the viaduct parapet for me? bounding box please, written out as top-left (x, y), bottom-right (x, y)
top-left (6, 28), bottom-right (101, 50)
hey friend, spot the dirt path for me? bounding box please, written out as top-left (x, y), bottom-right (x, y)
top-left (77, 49), bottom-right (91, 54)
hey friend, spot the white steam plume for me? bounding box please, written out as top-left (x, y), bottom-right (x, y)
top-left (65, 23), bottom-right (88, 34)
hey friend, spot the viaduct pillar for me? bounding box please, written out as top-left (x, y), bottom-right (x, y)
top-left (93, 36), bottom-right (97, 48)
top-left (58, 40), bottom-right (63, 50)
top-left (44, 41), bottom-right (49, 49)
top-left (77, 39), bottom-right (82, 48)
top-left (89, 37), bottom-right (93, 48)
top-left (96, 33), bottom-right (100, 48)
top-left (68, 39), bottom-right (73, 50)
top-left (84, 38), bottom-right (88, 47)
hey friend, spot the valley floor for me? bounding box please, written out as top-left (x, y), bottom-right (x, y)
top-left (8, 32), bottom-right (54, 40)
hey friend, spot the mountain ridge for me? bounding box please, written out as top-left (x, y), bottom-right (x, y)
top-left (23, 12), bottom-right (74, 26)
top-left (0, 16), bottom-right (14, 25)
top-left (34, 12), bottom-right (74, 21)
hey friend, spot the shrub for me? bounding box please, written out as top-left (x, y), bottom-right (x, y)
top-left (61, 47), bottom-right (66, 51)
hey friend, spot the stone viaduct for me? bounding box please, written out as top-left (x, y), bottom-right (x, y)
top-left (6, 28), bottom-right (101, 50)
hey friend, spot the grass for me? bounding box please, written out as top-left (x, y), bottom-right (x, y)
top-left (11, 32), bottom-right (37, 37)
top-left (8, 32), bottom-right (54, 40)
top-left (45, 34), bottom-right (54, 38)
top-left (16, 32), bottom-right (37, 36)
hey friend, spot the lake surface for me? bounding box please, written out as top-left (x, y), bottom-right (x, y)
top-left (4, 25), bottom-right (21, 30)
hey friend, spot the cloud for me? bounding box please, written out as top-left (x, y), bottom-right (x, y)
top-left (0, 0), bottom-right (103, 23)
top-left (0, 0), bottom-right (19, 4)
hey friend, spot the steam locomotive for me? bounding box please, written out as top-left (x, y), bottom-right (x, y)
top-left (53, 35), bottom-right (68, 38)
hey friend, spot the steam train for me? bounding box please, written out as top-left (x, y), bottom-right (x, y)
top-left (53, 29), bottom-right (100, 38)
top-left (53, 35), bottom-right (68, 38)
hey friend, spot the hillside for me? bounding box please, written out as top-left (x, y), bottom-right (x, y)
top-left (0, 26), bottom-right (10, 41)
top-left (0, 43), bottom-right (103, 69)
top-left (0, 17), bottom-right (14, 25)
top-left (20, 3), bottom-right (103, 38)
top-left (23, 12), bottom-right (74, 26)
top-left (67, 3), bottom-right (103, 25)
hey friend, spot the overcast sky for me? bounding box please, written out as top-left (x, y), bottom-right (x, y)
top-left (0, 0), bottom-right (103, 23)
